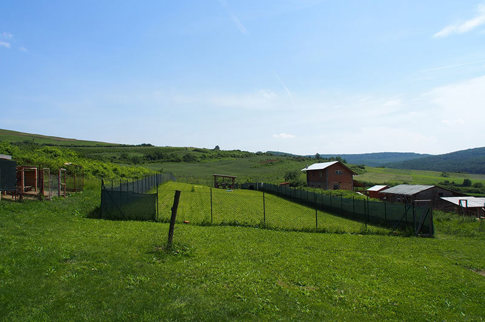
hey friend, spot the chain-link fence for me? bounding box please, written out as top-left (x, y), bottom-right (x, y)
top-left (240, 183), bottom-right (434, 236)
top-left (157, 184), bottom-right (392, 234)
top-left (100, 173), bottom-right (175, 221)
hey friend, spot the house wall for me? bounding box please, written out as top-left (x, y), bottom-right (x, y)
top-left (306, 163), bottom-right (353, 190)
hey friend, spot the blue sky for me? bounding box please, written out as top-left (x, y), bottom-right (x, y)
top-left (1, 1), bottom-right (485, 155)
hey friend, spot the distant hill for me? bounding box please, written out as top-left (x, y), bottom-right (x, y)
top-left (316, 152), bottom-right (429, 166)
top-left (0, 129), bottom-right (121, 147)
top-left (386, 147), bottom-right (485, 174)
top-left (267, 151), bottom-right (429, 166)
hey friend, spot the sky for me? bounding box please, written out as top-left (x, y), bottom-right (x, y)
top-left (1, 0), bottom-right (485, 155)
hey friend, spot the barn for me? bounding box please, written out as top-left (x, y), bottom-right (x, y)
top-left (380, 184), bottom-right (460, 207)
top-left (301, 161), bottom-right (356, 190)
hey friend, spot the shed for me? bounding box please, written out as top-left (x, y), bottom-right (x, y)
top-left (440, 196), bottom-right (485, 217)
top-left (380, 184), bottom-right (460, 207)
top-left (301, 161), bottom-right (356, 190)
top-left (367, 185), bottom-right (389, 199)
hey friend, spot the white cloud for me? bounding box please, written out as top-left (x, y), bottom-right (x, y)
top-left (1, 32), bottom-right (13, 39)
top-left (273, 133), bottom-right (295, 139)
top-left (0, 41), bottom-right (11, 48)
top-left (434, 4), bottom-right (485, 37)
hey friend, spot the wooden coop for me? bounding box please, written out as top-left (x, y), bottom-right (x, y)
top-left (213, 174), bottom-right (237, 189)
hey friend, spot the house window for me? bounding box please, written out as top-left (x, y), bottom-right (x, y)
top-left (319, 171), bottom-right (323, 177)
top-left (333, 184), bottom-right (340, 190)
top-left (336, 170), bottom-right (343, 175)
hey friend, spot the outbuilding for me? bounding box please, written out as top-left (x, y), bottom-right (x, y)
top-left (440, 196), bottom-right (485, 217)
top-left (301, 161), bottom-right (356, 190)
top-left (380, 184), bottom-right (460, 207)
top-left (367, 185), bottom-right (389, 199)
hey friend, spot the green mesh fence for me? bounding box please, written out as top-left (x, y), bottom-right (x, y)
top-left (241, 183), bottom-right (434, 236)
top-left (100, 173), bottom-right (175, 221)
top-left (0, 159), bottom-right (17, 191)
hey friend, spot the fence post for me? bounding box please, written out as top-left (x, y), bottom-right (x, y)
top-left (100, 179), bottom-right (104, 219)
top-left (340, 194), bottom-right (343, 213)
top-left (263, 192), bottom-right (266, 225)
top-left (167, 190), bottom-right (181, 249)
top-left (156, 175), bottom-right (159, 218)
top-left (352, 196), bottom-right (355, 216)
top-left (210, 188), bottom-right (213, 224)
top-left (384, 202), bottom-right (387, 226)
top-left (366, 196), bottom-right (369, 230)
top-left (315, 193), bottom-right (318, 231)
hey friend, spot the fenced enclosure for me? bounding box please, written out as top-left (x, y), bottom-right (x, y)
top-left (100, 173), bottom-right (175, 221)
top-left (157, 182), bottom-right (391, 235)
top-left (241, 183), bottom-right (434, 236)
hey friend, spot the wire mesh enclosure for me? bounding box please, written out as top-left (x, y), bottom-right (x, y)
top-left (240, 183), bottom-right (434, 236)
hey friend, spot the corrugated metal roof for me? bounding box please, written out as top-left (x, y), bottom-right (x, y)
top-left (301, 161), bottom-right (339, 172)
top-left (380, 184), bottom-right (434, 196)
top-left (441, 196), bottom-right (485, 208)
top-left (367, 185), bottom-right (389, 192)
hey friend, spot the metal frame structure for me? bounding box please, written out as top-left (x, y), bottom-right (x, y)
top-left (213, 174), bottom-right (237, 189)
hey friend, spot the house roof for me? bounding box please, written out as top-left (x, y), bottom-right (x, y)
top-left (380, 184), bottom-right (434, 196)
top-left (441, 196), bottom-right (485, 208)
top-left (0, 154), bottom-right (12, 160)
top-left (367, 185), bottom-right (389, 192)
top-left (301, 161), bottom-right (356, 174)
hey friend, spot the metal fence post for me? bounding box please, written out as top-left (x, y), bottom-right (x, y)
top-left (384, 202), bottom-right (387, 226)
top-left (352, 196), bottom-right (355, 217)
top-left (263, 192), bottom-right (266, 225)
top-left (210, 188), bottom-right (213, 224)
top-left (366, 196), bottom-right (369, 230)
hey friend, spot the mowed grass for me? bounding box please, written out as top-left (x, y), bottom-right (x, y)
top-left (1, 188), bottom-right (485, 320)
top-left (157, 182), bottom-right (390, 234)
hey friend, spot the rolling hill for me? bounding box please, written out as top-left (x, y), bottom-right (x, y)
top-left (386, 147), bottom-right (485, 174)
top-left (0, 129), bottom-right (120, 147)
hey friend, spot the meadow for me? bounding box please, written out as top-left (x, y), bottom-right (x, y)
top-left (1, 181), bottom-right (484, 320)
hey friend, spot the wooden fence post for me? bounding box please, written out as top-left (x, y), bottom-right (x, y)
top-left (167, 190), bottom-right (181, 249)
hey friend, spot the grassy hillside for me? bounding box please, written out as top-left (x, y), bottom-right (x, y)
top-left (387, 147), bottom-right (485, 174)
top-left (317, 152), bottom-right (429, 166)
top-left (0, 142), bottom-right (152, 179)
top-left (0, 129), bottom-right (120, 147)
top-left (1, 181), bottom-right (484, 320)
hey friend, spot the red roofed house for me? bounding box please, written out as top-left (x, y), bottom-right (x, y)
top-left (301, 161), bottom-right (356, 190)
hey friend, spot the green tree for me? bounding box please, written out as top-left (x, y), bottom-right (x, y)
top-left (462, 178), bottom-right (472, 187)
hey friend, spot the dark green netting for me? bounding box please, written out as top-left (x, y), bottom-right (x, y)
top-left (241, 183), bottom-right (434, 235)
top-left (0, 159), bottom-right (17, 191)
top-left (100, 173), bottom-right (175, 221)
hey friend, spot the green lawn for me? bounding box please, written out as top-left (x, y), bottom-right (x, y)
top-left (157, 182), bottom-right (389, 235)
top-left (1, 185), bottom-right (484, 320)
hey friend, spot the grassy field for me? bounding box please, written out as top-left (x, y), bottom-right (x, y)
top-left (157, 182), bottom-right (389, 235)
top-left (356, 166), bottom-right (485, 186)
top-left (0, 129), bottom-right (119, 146)
top-left (1, 182), bottom-right (484, 320)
